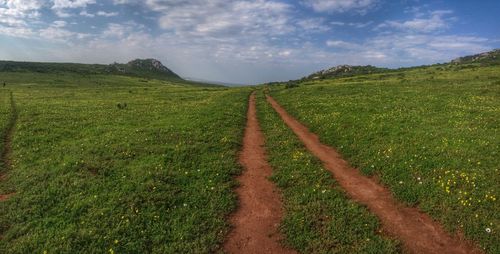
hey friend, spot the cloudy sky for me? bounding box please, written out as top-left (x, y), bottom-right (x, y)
top-left (1, 0), bottom-right (499, 84)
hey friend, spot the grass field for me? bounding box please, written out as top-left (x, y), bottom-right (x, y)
top-left (0, 61), bottom-right (498, 253)
top-left (0, 91), bottom-right (10, 172)
top-left (256, 92), bottom-right (400, 253)
top-left (268, 65), bottom-right (500, 253)
top-left (0, 73), bottom-right (248, 253)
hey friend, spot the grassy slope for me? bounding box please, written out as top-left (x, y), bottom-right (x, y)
top-left (0, 60), bottom-right (182, 82)
top-left (269, 65), bottom-right (500, 253)
top-left (256, 92), bottom-right (399, 253)
top-left (0, 73), bottom-right (249, 253)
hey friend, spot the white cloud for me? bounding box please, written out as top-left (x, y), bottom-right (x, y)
top-left (102, 23), bottom-right (129, 38)
top-left (40, 26), bottom-right (76, 40)
top-left (326, 40), bottom-right (360, 49)
top-left (129, 0), bottom-right (299, 73)
top-left (297, 18), bottom-right (330, 32)
top-left (54, 9), bottom-right (72, 17)
top-left (278, 50), bottom-right (291, 57)
top-left (330, 21), bottom-right (345, 26)
top-left (155, 0), bottom-right (293, 38)
top-left (0, 0), bottom-right (43, 24)
top-left (0, 26), bottom-right (35, 38)
top-left (96, 11), bottom-right (119, 17)
top-left (0, 0), bottom-right (42, 37)
top-left (51, 0), bottom-right (96, 17)
top-left (330, 20), bottom-right (373, 28)
top-left (38, 20), bottom-right (90, 41)
top-left (378, 10), bottom-right (453, 33)
top-left (112, 0), bottom-right (135, 4)
top-left (79, 10), bottom-right (94, 17)
top-left (0, 15), bottom-right (27, 27)
top-left (52, 20), bottom-right (67, 28)
top-left (349, 21), bottom-right (373, 28)
top-left (303, 0), bottom-right (378, 13)
top-left (1, 0), bottom-right (44, 11)
top-left (52, 0), bottom-right (95, 9)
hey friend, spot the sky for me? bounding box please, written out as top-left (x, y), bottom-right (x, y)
top-left (0, 0), bottom-right (499, 84)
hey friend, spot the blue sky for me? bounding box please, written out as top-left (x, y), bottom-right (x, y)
top-left (1, 0), bottom-right (499, 84)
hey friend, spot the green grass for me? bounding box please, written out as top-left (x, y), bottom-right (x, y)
top-left (0, 62), bottom-right (498, 253)
top-left (256, 92), bottom-right (399, 253)
top-left (0, 90), bottom-right (10, 171)
top-left (268, 65), bottom-right (500, 253)
top-left (0, 59), bottom-right (183, 81)
top-left (0, 73), bottom-right (249, 253)
top-left (0, 71), bottom-right (216, 88)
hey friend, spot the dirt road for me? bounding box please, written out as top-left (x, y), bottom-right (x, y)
top-left (224, 92), bottom-right (296, 254)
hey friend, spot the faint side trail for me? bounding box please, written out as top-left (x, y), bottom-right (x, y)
top-left (224, 92), bottom-right (296, 254)
top-left (0, 92), bottom-right (18, 201)
top-left (266, 95), bottom-right (481, 254)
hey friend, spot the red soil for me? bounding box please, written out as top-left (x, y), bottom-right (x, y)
top-left (224, 92), bottom-right (296, 254)
top-left (0, 193), bottom-right (14, 202)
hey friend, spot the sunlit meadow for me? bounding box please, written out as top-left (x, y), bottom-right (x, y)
top-left (268, 64), bottom-right (500, 252)
top-left (0, 72), bottom-right (249, 253)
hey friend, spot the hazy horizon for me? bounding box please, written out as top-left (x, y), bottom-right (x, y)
top-left (1, 0), bottom-right (499, 84)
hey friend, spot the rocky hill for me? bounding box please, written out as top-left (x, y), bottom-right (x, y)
top-left (306, 65), bottom-right (389, 80)
top-left (0, 58), bottom-right (182, 81)
top-left (107, 59), bottom-right (181, 79)
top-left (451, 49), bottom-right (500, 65)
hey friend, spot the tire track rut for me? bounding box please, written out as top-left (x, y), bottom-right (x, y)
top-left (224, 92), bottom-right (296, 254)
top-left (266, 94), bottom-right (481, 254)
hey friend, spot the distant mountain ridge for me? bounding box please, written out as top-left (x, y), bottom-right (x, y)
top-left (0, 58), bottom-right (182, 80)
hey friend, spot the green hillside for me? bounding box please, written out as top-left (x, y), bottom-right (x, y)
top-left (306, 65), bottom-right (389, 80)
top-left (266, 62), bottom-right (500, 253)
top-left (451, 49), bottom-right (500, 65)
top-left (0, 59), bottom-right (182, 81)
top-left (294, 49), bottom-right (500, 83)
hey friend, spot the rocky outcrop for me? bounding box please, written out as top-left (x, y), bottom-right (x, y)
top-left (307, 65), bottom-right (388, 80)
top-left (451, 49), bottom-right (500, 64)
top-left (127, 59), bottom-right (171, 72)
top-left (107, 59), bottom-right (181, 79)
